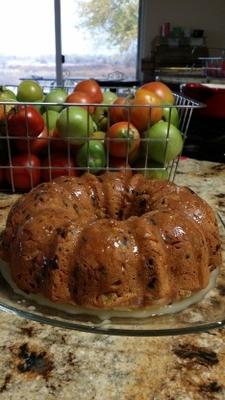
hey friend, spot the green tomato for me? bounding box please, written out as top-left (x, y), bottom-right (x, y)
top-left (137, 168), bottom-right (169, 180)
top-left (146, 169), bottom-right (169, 180)
top-left (77, 140), bottom-right (106, 174)
top-left (44, 88), bottom-right (67, 112)
top-left (93, 90), bottom-right (118, 131)
top-left (163, 107), bottom-right (180, 128)
top-left (42, 110), bottom-right (59, 132)
top-left (57, 106), bottom-right (94, 145)
top-left (145, 120), bottom-right (183, 163)
top-left (0, 87), bottom-right (17, 118)
top-left (90, 130), bottom-right (105, 143)
top-left (93, 106), bottom-right (108, 131)
top-left (17, 80), bottom-right (43, 102)
top-left (33, 103), bottom-right (46, 114)
top-left (145, 161), bottom-right (169, 180)
top-left (103, 89), bottom-right (118, 105)
top-left (93, 120), bottom-right (98, 131)
top-left (133, 158), bottom-right (168, 180)
top-left (0, 86), bottom-right (16, 101)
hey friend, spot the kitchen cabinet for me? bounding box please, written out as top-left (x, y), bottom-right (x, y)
top-left (141, 35), bottom-right (209, 83)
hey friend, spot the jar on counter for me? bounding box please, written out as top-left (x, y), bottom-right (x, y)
top-left (160, 22), bottom-right (170, 37)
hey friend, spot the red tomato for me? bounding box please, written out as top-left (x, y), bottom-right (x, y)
top-left (6, 154), bottom-right (41, 191)
top-left (140, 81), bottom-right (175, 105)
top-left (41, 153), bottom-right (79, 182)
top-left (14, 126), bottom-right (49, 154)
top-left (66, 91), bottom-right (95, 114)
top-left (48, 127), bottom-right (64, 151)
top-left (50, 128), bottom-right (80, 155)
top-left (128, 88), bottom-right (163, 132)
top-left (128, 144), bottom-right (142, 165)
top-left (107, 122), bottom-right (140, 158)
top-left (74, 79), bottom-right (103, 103)
top-left (0, 89), bottom-right (16, 122)
top-left (109, 96), bottom-right (127, 124)
top-left (7, 105), bottom-right (44, 137)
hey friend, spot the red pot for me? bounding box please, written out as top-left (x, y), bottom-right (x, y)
top-left (182, 82), bottom-right (225, 119)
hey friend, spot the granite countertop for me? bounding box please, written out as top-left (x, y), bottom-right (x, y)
top-left (0, 158), bottom-right (225, 400)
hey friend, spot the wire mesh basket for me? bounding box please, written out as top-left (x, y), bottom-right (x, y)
top-left (0, 84), bottom-right (203, 193)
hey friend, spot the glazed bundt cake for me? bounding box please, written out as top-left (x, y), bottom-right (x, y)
top-left (0, 172), bottom-right (222, 312)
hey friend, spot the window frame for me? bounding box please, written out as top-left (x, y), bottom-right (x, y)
top-left (54, 0), bottom-right (143, 87)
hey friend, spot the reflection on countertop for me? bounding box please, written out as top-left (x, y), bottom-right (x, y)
top-left (182, 117), bottom-right (225, 164)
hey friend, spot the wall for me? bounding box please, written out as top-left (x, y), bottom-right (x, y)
top-left (141, 0), bottom-right (225, 58)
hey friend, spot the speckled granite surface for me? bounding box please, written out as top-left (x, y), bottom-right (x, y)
top-left (0, 158), bottom-right (225, 400)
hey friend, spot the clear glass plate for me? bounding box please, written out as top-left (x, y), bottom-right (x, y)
top-left (0, 217), bottom-right (224, 337)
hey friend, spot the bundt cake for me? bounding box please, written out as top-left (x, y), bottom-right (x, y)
top-left (0, 172), bottom-right (222, 314)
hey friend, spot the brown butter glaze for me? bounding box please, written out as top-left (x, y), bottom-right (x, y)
top-left (1, 172), bottom-right (222, 309)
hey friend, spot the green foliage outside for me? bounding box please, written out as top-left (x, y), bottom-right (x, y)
top-left (77, 0), bottom-right (139, 51)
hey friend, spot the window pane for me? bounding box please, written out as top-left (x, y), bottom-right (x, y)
top-left (0, 0), bottom-right (56, 85)
top-left (61, 0), bottom-right (139, 83)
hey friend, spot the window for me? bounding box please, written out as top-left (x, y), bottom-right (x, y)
top-left (0, 0), bottom-right (141, 86)
top-left (60, 0), bottom-right (140, 85)
top-left (0, 0), bottom-right (56, 85)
